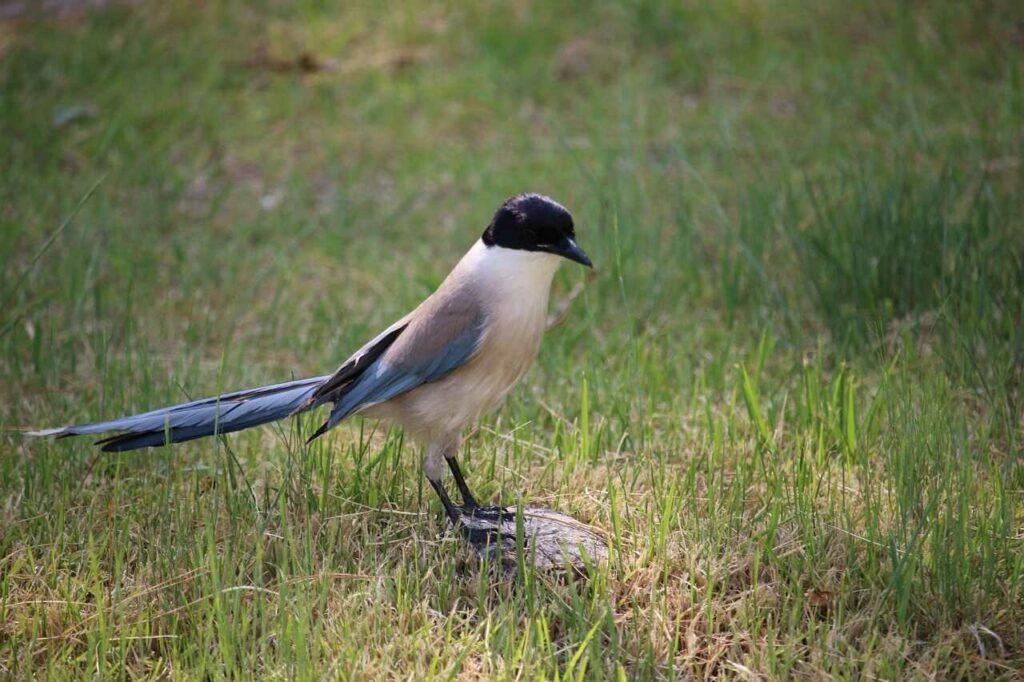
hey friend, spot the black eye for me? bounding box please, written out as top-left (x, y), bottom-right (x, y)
top-left (537, 226), bottom-right (561, 244)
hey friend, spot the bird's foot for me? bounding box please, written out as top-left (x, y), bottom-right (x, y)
top-left (449, 505), bottom-right (518, 548)
top-left (460, 504), bottom-right (512, 522)
top-left (458, 522), bottom-right (515, 547)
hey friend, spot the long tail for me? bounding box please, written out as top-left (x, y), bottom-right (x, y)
top-left (29, 375), bottom-right (331, 452)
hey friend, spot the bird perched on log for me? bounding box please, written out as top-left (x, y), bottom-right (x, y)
top-left (30, 193), bottom-right (593, 543)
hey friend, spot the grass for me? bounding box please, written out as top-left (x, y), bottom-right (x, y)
top-left (2, 0), bottom-right (1023, 677)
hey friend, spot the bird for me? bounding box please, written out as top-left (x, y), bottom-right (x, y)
top-left (30, 193), bottom-right (593, 543)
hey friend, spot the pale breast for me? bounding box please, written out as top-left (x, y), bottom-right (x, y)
top-left (363, 241), bottom-right (561, 442)
top-left (377, 296), bottom-right (548, 441)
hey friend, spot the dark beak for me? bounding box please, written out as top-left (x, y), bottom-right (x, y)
top-left (552, 236), bottom-right (593, 268)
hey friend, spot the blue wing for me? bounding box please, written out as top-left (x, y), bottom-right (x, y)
top-left (307, 311), bottom-right (486, 440)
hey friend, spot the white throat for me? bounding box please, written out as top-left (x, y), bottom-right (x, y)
top-left (457, 239), bottom-right (562, 299)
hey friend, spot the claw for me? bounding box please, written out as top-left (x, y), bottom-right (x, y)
top-left (448, 506), bottom-right (519, 548)
top-left (458, 522), bottom-right (516, 547)
top-left (460, 504), bottom-right (512, 522)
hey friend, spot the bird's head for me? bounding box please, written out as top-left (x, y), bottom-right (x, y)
top-left (482, 193), bottom-right (593, 268)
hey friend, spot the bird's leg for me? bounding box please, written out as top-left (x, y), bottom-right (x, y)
top-left (444, 453), bottom-right (480, 509)
top-left (426, 440), bottom-right (512, 545)
top-left (427, 477), bottom-right (462, 526)
top-left (443, 446), bottom-right (509, 522)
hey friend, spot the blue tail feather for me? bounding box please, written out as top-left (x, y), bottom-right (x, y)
top-left (34, 375), bottom-right (330, 452)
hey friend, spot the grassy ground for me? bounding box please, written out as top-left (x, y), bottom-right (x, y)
top-left (2, 0), bottom-right (1023, 678)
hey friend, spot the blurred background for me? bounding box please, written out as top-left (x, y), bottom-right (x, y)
top-left (2, 1), bottom-right (1023, 678)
